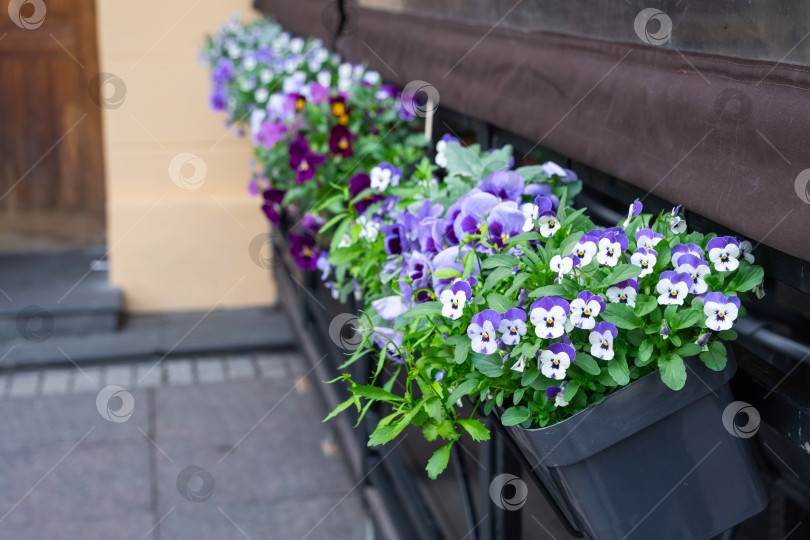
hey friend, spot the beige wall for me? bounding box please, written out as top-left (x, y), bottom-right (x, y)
top-left (96, 1), bottom-right (276, 312)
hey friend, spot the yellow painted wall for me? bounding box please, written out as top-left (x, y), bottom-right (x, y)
top-left (96, 1), bottom-right (276, 312)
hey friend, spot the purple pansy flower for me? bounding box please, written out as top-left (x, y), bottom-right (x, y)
top-left (630, 247), bottom-right (657, 277)
top-left (261, 189), bottom-right (285, 225)
top-left (695, 332), bottom-right (712, 350)
top-left (315, 252), bottom-right (331, 281)
top-left (467, 309), bottom-right (502, 354)
top-left (288, 136), bottom-right (326, 183)
top-left (523, 183), bottom-right (560, 209)
top-left (256, 121), bottom-right (289, 150)
top-left (328, 124), bottom-right (356, 158)
top-left (480, 170), bottom-right (525, 202)
top-left (541, 161), bottom-right (577, 182)
top-left (739, 240), bottom-right (755, 263)
top-left (570, 235), bottom-right (598, 266)
top-left (671, 243), bottom-right (703, 267)
top-left (372, 327), bottom-right (406, 363)
top-left (210, 84), bottom-right (228, 111)
top-left (569, 291), bottom-right (606, 330)
top-left (656, 271), bottom-right (692, 305)
top-left (529, 296), bottom-right (570, 339)
top-left (289, 234), bottom-right (320, 270)
top-left (606, 278), bottom-right (639, 307)
top-left (589, 321), bottom-right (618, 360)
top-left (487, 201), bottom-right (525, 251)
top-left (371, 296), bottom-right (409, 323)
top-left (382, 223), bottom-right (408, 255)
top-left (635, 228), bottom-right (665, 250)
top-left (675, 254), bottom-right (711, 294)
top-left (623, 198), bottom-right (642, 226)
top-left (453, 190), bottom-right (500, 245)
top-left (707, 236), bottom-right (741, 272)
top-left (309, 82), bottom-right (329, 104)
top-left (435, 370), bottom-right (445, 382)
top-left (546, 381), bottom-right (570, 407)
top-left (660, 321), bottom-right (670, 339)
top-left (440, 280), bottom-right (473, 320)
top-left (539, 342), bottom-right (576, 380)
top-left (596, 230), bottom-right (629, 267)
top-left (349, 173), bottom-right (384, 214)
top-left (520, 196), bottom-right (554, 232)
top-left (702, 292), bottom-right (740, 331)
top-left (498, 308), bottom-right (527, 346)
top-left (212, 58), bottom-right (234, 83)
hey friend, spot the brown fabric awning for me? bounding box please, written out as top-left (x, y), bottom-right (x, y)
top-left (254, 0), bottom-right (810, 261)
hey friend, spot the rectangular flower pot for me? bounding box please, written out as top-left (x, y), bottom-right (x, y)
top-left (504, 352), bottom-right (767, 540)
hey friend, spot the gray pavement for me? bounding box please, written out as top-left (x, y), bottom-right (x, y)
top-left (0, 352), bottom-right (366, 539)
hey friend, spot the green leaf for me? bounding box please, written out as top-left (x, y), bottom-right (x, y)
top-left (457, 419), bottom-right (490, 442)
top-left (635, 295), bottom-right (658, 317)
top-left (445, 378), bottom-right (480, 408)
top-left (329, 247), bottom-right (363, 265)
top-left (671, 308), bottom-right (702, 331)
top-left (729, 264), bottom-right (764, 292)
top-left (636, 339), bottom-right (655, 366)
top-left (700, 341), bottom-right (727, 371)
top-left (676, 343), bottom-right (702, 358)
top-left (433, 268), bottom-right (462, 279)
top-left (481, 254), bottom-right (520, 270)
top-left (528, 284), bottom-right (567, 298)
top-left (560, 231), bottom-right (584, 257)
top-left (425, 397), bottom-right (444, 421)
top-left (563, 380), bottom-right (580, 402)
top-left (717, 330), bottom-right (738, 340)
top-left (350, 385), bottom-right (404, 402)
top-left (472, 352), bottom-right (505, 378)
top-left (423, 422), bottom-right (439, 441)
top-left (601, 303), bottom-right (643, 330)
top-left (483, 267), bottom-right (513, 293)
top-left (608, 355), bottom-right (630, 385)
top-left (323, 396), bottom-right (357, 422)
top-left (426, 443), bottom-right (453, 479)
top-left (454, 339), bottom-right (471, 364)
top-left (505, 273), bottom-right (530, 298)
top-left (501, 406), bottom-right (531, 426)
top-left (506, 232), bottom-right (542, 246)
top-left (486, 292), bottom-right (513, 313)
top-left (575, 352), bottom-right (601, 375)
top-left (602, 264), bottom-right (643, 288)
top-left (658, 353), bottom-right (686, 390)
top-left (402, 301), bottom-right (442, 319)
top-left (368, 399), bottom-right (426, 446)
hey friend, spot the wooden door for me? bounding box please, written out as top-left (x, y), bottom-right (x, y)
top-left (0, 0), bottom-right (105, 249)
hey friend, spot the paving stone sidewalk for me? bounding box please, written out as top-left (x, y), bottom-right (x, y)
top-left (0, 352), bottom-right (366, 540)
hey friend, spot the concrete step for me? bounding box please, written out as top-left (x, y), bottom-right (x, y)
top-left (0, 247), bottom-right (122, 339)
top-left (0, 306), bottom-right (295, 370)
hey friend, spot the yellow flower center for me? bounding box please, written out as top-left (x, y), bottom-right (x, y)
top-left (452, 301), bottom-right (458, 308)
top-left (300, 161), bottom-right (309, 171)
top-left (583, 309), bottom-right (590, 316)
top-left (721, 255), bottom-right (728, 261)
top-left (602, 340), bottom-right (609, 347)
top-left (303, 248), bottom-right (311, 258)
top-left (296, 97), bottom-right (305, 111)
top-left (718, 312), bottom-right (725, 319)
top-left (501, 234), bottom-right (508, 244)
top-left (620, 295), bottom-right (627, 302)
top-left (332, 102), bottom-right (345, 116)
top-left (510, 328), bottom-right (516, 335)
top-left (338, 114), bottom-right (349, 126)
top-left (642, 262), bottom-right (648, 268)
top-left (546, 318), bottom-right (554, 325)
top-left (553, 360), bottom-right (559, 366)
top-left (338, 138), bottom-right (348, 150)
top-left (608, 249), bottom-right (614, 256)
top-left (548, 221), bottom-right (556, 228)
top-left (670, 291), bottom-right (678, 298)
top-left (482, 333), bottom-right (489, 340)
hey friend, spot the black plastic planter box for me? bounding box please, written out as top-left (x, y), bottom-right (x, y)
top-left (505, 353), bottom-right (768, 540)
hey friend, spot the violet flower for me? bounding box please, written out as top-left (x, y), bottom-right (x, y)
top-left (498, 308), bottom-right (527, 346)
top-left (529, 296), bottom-right (570, 339)
top-left (656, 271), bottom-right (692, 305)
top-left (702, 292), bottom-right (740, 331)
top-left (596, 230), bottom-right (629, 267)
top-left (541, 161), bottom-right (578, 182)
top-left (329, 125), bottom-right (356, 158)
top-left (348, 173), bottom-right (384, 214)
top-left (371, 296), bottom-right (409, 323)
top-left (372, 327), bottom-right (406, 363)
top-left (261, 189), bottom-right (285, 225)
top-left (381, 223), bottom-right (408, 255)
top-left (256, 121), bottom-right (289, 150)
top-left (622, 198), bottom-right (642, 226)
top-left (546, 381), bottom-right (569, 407)
top-left (606, 278), bottom-right (639, 307)
top-left (569, 290), bottom-right (606, 330)
top-left (739, 240), bottom-right (755, 264)
top-left (707, 236), bottom-right (741, 272)
top-left (630, 247), bottom-right (657, 277)
top-left (452, 190), bottom-right (500, 244)
top-left (571, 235), bottom-right (599, 266)
top-left (487, 201), bottom-right (525, 251)
top-left (675, 254), bottom-right (711, 294)
top-left (635, 228), bottom-right (665, 250)
top-left (370, 162), bottom-right (402, 191)
top-left (671, 243), bottom-right (703, 267)
top-left (523, 183), bottom-right (560, 209)
top-left (467, 309), bottom-right (501, 354)
top-left (212, 58), bottom-right (234, 83)
top-left (300, 213), bottom-right (324, 236)
top-left (539, 342), bottom-right (576, 380)
top-left (440, 280), bottom-right (473, 320)
top-left (589, 321), bottom-right (619, 360)
top-left (288, 136), bottom-right (326, 183)
top-left (480, 170), bottom-right (525, 202)
top-left (289, 234), bottom-right (320, 270)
